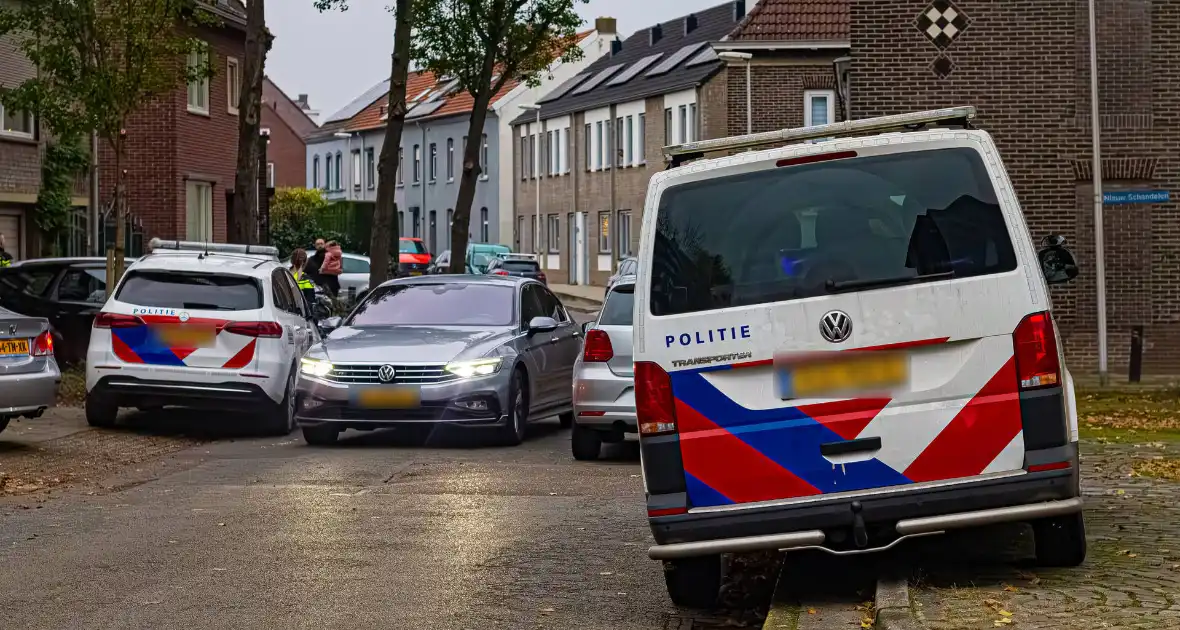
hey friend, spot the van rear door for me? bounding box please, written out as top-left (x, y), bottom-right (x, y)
top-left (641, 140), bottom-right (1045, 510)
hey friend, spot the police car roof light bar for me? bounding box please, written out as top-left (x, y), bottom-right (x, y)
top-left (148, 238), bottom-right (280, 258)
top-left (663, 106), bottom-right (977, 167)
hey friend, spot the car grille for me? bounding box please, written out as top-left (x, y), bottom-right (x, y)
top-left (324, 363), bottom-right (459, 385)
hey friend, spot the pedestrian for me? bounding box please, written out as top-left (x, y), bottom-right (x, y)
top-left (304, 238), bottom-right (326, 285)
top-left (0, 233), bottom-right (12, 268)
top-left (290, 248), bottom-right (316, 308)
top-left (319, 240), bottom-right (343, 297)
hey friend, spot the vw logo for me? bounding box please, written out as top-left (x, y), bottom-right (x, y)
top-left (7, 324), bottom-right (15, 335)
top-left (377, 364), bottom-right (397, 383)
top-left (819, 310), bottom-right (853, 343)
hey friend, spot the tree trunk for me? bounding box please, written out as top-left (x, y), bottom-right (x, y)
top-left (368, 0), bottom-right (414, 289)
top-left (229, 0), bottom-right (269, 244)
top-left (111, 133), bottom-right (126, 283)
top-left (447, 65), bottom-right (499, 274)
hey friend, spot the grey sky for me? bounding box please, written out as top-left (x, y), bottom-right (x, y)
top-left (268, 0), bottom-right (726, 121)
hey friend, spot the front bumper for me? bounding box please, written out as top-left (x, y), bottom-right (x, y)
top-left (0, 361), bottom-right (60, 418)
top-left (295, 371), bottom-right (511, 429)
top-left (648, 445), bottom-right (1082, 560)
top-left (88, 375), bottom-right (275, 410)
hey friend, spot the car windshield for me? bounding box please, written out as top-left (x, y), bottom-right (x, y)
top-left (598, 284), bottom-right (634, 326)
top-left (399, 240), bottom-right (427, 254)
top-left (347, 283), bottom-right (514, 326)
top-left (115, 270), bottom-right (263, 311)
top-left (649, 147), bottom-right (1017, 316)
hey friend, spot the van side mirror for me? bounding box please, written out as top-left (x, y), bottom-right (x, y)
top-left (1038, 235), bottom-right (1079, 285)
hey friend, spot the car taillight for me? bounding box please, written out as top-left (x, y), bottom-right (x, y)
top-left (635, 361), bottom-right (677, 436)
top-left (537, 272), bottom-right (547, 282)
top-left (582, 329), bottom-right (614, 362)
top-left (1013, 311), bottom-right (1061, 390)
top-left (493, 270), bottom-right (510, 276)
top-left (31, 331), bottom-right (53, 356)
top-left (94, 312), bottom-right (144, 329)
top-left (225, 321), bottom-right (284, 338)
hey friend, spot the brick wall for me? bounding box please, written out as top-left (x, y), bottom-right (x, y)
top-left (851, 0), bottom-right (1180, 375)
top-left (726, 55), bottom-right (845, 137)
top-left (261, 106), bottom-right (306, 189)
top-left (0, 139), bottom-right (40, 196)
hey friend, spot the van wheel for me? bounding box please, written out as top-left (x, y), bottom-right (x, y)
top-left (302, 425), bottom-right (340, 446)
top-left (261, 369), bottom-right (297, 436)
top-left (1033, 512), bottom-right (1087, 567)
top-left (558, 411), bottom-right (574, 429)
top-left (663, 555), bottom-right (722, 609)
top-left (571, 424), bottom-right (602, 461)
top-left (85, 394), bottom-right (118, 428)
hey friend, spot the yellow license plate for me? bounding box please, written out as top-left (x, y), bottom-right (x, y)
top-left (786, 352), bottom-right (907, 399)
top-left (356, 387), bottom-right (420, 409)
top-left (409, 271), bottom-right (423, 276)
top-left (0, 339), bottom-right (30, 356)
top-left (155, 325), bottom-right (217, 348)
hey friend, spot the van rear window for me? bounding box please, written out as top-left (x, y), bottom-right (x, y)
top-left (115, 270), bottom-right (263, 311)
top-left (648, 148), bottom-right (1018, 316)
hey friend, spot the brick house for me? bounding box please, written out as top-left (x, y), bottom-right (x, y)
top-left (510, 1), bottom-right (759, 286)
top-left (97, 0), bottom-right (249, 251)
top-left (262, 77), bottom-right (318, 190)
top-left (724, 0), bottom-right (1180, 374)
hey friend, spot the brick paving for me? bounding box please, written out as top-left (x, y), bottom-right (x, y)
top-left (908, 440), bottom-right (1180, 630)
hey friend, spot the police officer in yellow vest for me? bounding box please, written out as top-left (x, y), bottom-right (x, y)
top-left (290, 248), bottom-right (316, 307)
top-left (0, 233), bottom-right (12, 268)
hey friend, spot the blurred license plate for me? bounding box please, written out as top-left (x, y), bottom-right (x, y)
top-left (409, 271), bottom-right (423, 276)
top-left (779, 352), bottom-right (907, 399)
top-left (155, 325), bottom-right (216, 348)
top-left (355, 387), bottom-right (420, 409)
top-left (0, 339), bottom-right (30, 356)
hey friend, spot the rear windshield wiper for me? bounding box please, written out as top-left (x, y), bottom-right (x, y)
top-left (182, 302), bottom-right (233, 310)
top-left (825, 270), bottom-right (955, 294)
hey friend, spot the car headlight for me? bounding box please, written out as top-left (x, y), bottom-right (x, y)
top-left (300, 358), bottom-right (333, 378)
top-left (444, 357), bottom-right (503, 379)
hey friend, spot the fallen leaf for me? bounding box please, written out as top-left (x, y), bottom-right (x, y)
top-left (1003, 584), bottom-right (1019, 592)
top-left (599, 571), bottom-right (613, 576)
top-left (808, 608), bottom-right (816, 614)
top-left (861, 622), bottom-right (872, 629)
top-left (539, 607), bottom-right (555, 613)
top-left (218, 522), bottom-right (226, 526)
top-left (1116, 489), bottom-right (1126, 495)
top-left (994, 618), bottom-right (1013, 626)
top-left (999, 610), bottom-right (1013, 617)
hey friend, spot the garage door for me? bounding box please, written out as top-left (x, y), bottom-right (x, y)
top-left (0, 214), bottom-right (21, 261)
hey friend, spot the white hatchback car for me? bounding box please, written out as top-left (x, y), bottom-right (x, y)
top-left (85, 240), bottom-right (319, 434)
top-left (634, 107), bottom-right (1084, 607)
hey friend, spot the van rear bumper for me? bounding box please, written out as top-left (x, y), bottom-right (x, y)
top-left (647, 455), bottom-right (1080, 560)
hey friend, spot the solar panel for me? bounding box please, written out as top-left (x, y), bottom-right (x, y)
top-left (325, 78), bottom-right (391, 123)
top-left (645, 42), bottom-right (708, 77)
top-left (605, 53), bottom-right (665, 87)
top-left (539, 72), bottom-right (591, 103)
top-left (406, 100), bottom-right (444, 119)
top-left (685, 46), bottom-right (718, 68)
top-left (570, 64), bottom-right (624, 95)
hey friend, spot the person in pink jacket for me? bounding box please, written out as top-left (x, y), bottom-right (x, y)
top-left (319, 241), bottom-right (343, 297)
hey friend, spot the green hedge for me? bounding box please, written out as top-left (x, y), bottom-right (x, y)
top-left (269, 188), bottom-right (396, 261)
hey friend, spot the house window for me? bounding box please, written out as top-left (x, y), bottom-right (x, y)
top-left (410, 207), bottom-right (421, 238)
top-left (266, 162), bottom-right (275, 188)
top-left (412, 144), bottom-right (421, 183)
top-left (429, 143), bottom-right (437, 182)
top-left (324, 154), bottom-right (333, 189)
top-left (678, 105), bottom-right (688, 143)
top-left (545, 130), bottom-right (554, 176)
top-left (226, 57), bottom-right (241, 114)
top-left (184, 180), bottom-right (213, 241)
top-left (617, 210), bottom-right (633, 256)
top-left (689, 103), bottom-right (698, 142)
top-left (637, 113), bottom-right (645, 164)
top-left (397, 147), bottom-right (404, 186)
top-left (312, 155), bottom-right (320, 188)
top-left (616, 118), bottom-right (625, 167)
top-left (560, 128), bottom-right (569, 174)
top-left (547, 214), bottom-right (560, 253)
top-left (583, 123), bottom-right (591, 171)
top-left (0, 105), bottom-right (34, 138)
top-left (520, 136), bottom-right (529, 180)
top-left (366, 148), bottom-right (375, 188)
top-left (625, 116), bottom-right (634, 166)
top-left (334, 151), bottom-right (342, 190)
top-left (480, 134), bottom-right (489, 176)
top-left (480, 207), bottom-right (489, 243)
top-left (446, 209), bottom-right (453, 249)
top-left (352, 150), bottom-right (362, 188)
top-left (528, 133), bottom-right (537, 178)
top-left (186, 48), bottom-right (209, 114)
top-left (429, 210), bottom-right (437, 253)
top-left (595, 121), bottom-right (603, 170)
top-left (446, 138), bottom-right (454, 180)
top-left (516, 216), bottom-right (524, 251)
top-left (664, 108), bottom-right (672, 145)
top-left (598, 212), bottom-right (611, 253)
top-left (804, 90), bottom-right (836, 127)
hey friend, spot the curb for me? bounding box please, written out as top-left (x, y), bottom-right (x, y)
top-left (761, 561), bottom-right (799, 629)
top-left (874, 576), bottom-right (922, 630)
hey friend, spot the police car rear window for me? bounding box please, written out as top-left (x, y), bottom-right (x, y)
top-left (499, 260), bottom-right (540, 272)
top-left (649, 147), bottom-right (1018, 316)
top-left (115, 270), bottom-right (263, 311)
top-left (599, 284), bottom-right (634, 326)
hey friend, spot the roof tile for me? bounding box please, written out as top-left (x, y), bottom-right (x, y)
top-left (730, 0), bottom-right (849, 42)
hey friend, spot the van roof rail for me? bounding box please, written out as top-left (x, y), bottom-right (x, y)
top-left (148, 238), bottom-right (279, 258)
top-left (663, 106), bottom-right (977, 168)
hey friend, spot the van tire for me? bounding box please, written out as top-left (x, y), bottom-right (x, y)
top-left (571, 424), bottom-right (601, 461)
top-left (1032, 512), bottom-right (1087, 567)
top-left (302, 425), bottom-right (340, 446)
top-left (85, 394), bottom-right (118, 428)
top-left (663, 555), bottom-right (722, 609)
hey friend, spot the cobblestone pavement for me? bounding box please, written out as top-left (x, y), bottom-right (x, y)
top-left (908, 440), bottom-right (1180, 630)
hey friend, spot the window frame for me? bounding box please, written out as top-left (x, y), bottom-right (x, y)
top-left (480, 133), bottom-right (489, 179)
top-left (804, 89), bottom-right (837, 128)
top-left (397, 147), bottom-right (405, 186)
top-left (583, 124), bottom-right (592, 172)
top-left (184, 180), bottom-right (214, 242)
top-left (429, 142), bottom-right (438, 183)
top-left (446, 138), bottom-right (455, 181)
top-left (547, 214), bottom-right (560, 254)
top-left (226, 56), bottom-right (241, 115)
top-left (312, 155), bottom-right (321, 189)
top-left (616, 117), bottom-right (626, 168)
top-left (520, 135), bottom-right (529, 181)
top-left (617, 209), bottom-right (633, 257)
top-left (598, 212), bottom-right (611, 254)
top-left (352, 149), bottom-right (362, 189)
top-left (595, 121), bottom-right (603, 171)
top-left (412, 144), bottom-right (421, 184)
top-left (480, 207), bottom-right (490, 243)
top-left (0, 104), bottom-right (35, 139)
top-left (366, 147), bottom-right (376, 189)
top-left (334, 151), bottom-right (343, 191)
top-left (637, 112), bottom-right (646, 165)
top-left (266, 162), bottom-right (275, 188)
top-left (186, 48), bottom-right (210, 115)
top-left (678, 105), bottom-right (688, 144)
top-left (664, 108), bottom-right (673, 146)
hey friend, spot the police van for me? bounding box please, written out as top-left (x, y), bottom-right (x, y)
top-left (633, 107), bottom-right (1085, 607)
top-left (85, 239), bottom-right (318, 434)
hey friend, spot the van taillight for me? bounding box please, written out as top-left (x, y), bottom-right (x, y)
top-left (635, 361), bottom-right (677, 436)
top-left (582, 329), bottom-right (614, 362)
top-left (32, 331), bottom-right (54, 356)
top-left (225, 321), bottom-right (284, 338)
top-left (1013, 311), bottom-right (1061, 390)
top-left (94, 312), bottom-right (144, 329)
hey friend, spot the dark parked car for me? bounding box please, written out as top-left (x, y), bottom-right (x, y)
top-left (427, 250), bottom-right (476, 274)
top-left (0, 257), bottom-right (125, 365)
top-left (486, 254), bottom-right (546, 284)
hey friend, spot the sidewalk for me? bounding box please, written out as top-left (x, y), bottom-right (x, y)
top-left (549, 283), bottom-right (605, 311)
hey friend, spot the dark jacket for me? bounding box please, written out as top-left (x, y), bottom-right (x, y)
top-left (304, 249), bottom-right (326, 282)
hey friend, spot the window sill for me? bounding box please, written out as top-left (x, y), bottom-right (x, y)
top-left (187, 105), bottom-right (210, 117)
top-left (479, 175), bottom-right (489, 181)
top-left (447, 178), bottom-right (454, 183)
top-left (228, 107), bottom-right (239, 116)
top-left (0, 132), bottom-right (37, 145)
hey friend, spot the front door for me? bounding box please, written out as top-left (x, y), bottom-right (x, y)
top-left (520, 284), bottom-right (557, 406)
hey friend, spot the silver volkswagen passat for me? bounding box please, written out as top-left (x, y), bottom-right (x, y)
top-left (295, 275), bottom-right (580, 446)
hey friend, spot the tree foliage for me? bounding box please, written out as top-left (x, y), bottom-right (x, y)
top-left (268, 188), bottom-right (355, 257)
top-left (35, 136), bottom-right (90, 254)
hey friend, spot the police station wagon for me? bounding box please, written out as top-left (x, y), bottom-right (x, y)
top-left (632, 107), bottom-right (1086, 607)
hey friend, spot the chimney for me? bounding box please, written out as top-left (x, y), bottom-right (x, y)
top-left (296, 94), bottom-right (311, 109)
top-left (650, 23), bottom-right (663, 46)
top-left (685, 14), bottom-right (698, 35)
top-left (610, 39), bottom-right (623, 56)
top-left (594, 16), bottom-right (617, 36)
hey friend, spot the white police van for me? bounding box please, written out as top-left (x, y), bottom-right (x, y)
top-left (85, 239), bottom-right (318, 434)
top-left (633, 107), bottom-right (1086, 607)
